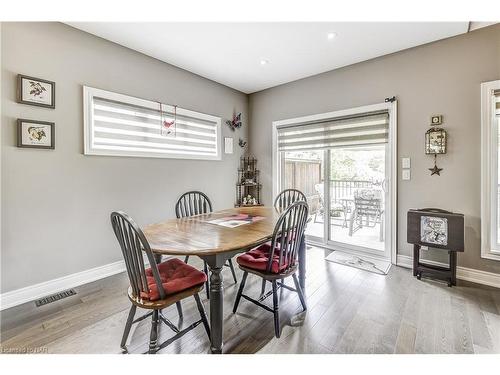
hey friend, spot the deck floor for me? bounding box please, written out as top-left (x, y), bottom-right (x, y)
top-left (1, 247), bottom-right (499, 354)
top-left (307, 216), bottom-right (385, 252)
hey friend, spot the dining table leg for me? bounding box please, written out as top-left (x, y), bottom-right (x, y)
top-left (202, 254), bottom-right (225, 354)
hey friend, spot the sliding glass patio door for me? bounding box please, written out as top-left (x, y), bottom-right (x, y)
top-left (325, 144), bottom-right (390, 259)
top-left (275, 103), bottom-right (395, 261)
top-left (281, 150), bottom-right (325, 243)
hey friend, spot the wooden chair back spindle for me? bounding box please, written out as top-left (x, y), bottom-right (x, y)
top-left (274, 189), bottom-right (307, 212)
top-left (175, 191), bottom-right (213, 218)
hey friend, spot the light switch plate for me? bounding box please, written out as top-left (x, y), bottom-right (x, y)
top-left (402, 169), bottom-right (411, 180)
top-left (224, 137), bottom-right (233, 154)
top-left (402, 157), bottom-right (411, 169)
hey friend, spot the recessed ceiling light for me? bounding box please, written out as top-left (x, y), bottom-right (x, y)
top-left (260, 59), bottom-right (269, 65)
top-left (327, 32), bottom-right (338, 40)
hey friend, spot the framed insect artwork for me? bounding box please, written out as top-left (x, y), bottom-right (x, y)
top-left (17, 74), bottom-right (56, 109)
top-left (225, 113), bottom-right (242, 131)
top-left (17, 119), bottom-right (55, 149)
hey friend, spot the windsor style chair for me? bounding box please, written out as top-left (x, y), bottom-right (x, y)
top-left (233, 201), bottom-right (309, 338)
top-left (175, 191), bottom-right (238, 299)
top-left (259, 189), bottom-right (308, 295)
top-left (111, 211), bottom-right (211, 354)
top-left (273, 188), bottom-right (307, 212)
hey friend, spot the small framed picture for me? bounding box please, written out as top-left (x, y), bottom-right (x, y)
top-left (17, 74), bottom-right (55, 109)
top-left (17, 119), bottom-right (55, 149)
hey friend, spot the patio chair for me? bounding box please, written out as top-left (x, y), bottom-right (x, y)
top-left (348, 188), bottom-right (384, 241)
top-left (313, 183), bottom-right (348, 227)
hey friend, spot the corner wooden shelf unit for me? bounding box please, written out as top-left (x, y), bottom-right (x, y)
top-left (235, 156), bottom-right (262, 207)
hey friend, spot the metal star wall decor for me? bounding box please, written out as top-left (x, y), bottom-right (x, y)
top-left (429, 154), bottom-right (443, 176)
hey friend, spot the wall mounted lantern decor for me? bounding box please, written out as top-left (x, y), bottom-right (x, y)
top-left (425, 117), bottom-right (447, 176)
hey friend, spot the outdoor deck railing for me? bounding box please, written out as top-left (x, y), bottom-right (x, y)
top-left (330, 179), bottom-right (377, 202)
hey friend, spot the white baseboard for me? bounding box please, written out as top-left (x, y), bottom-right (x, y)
top-left (0, 260), bottom-right (127, 311)
top-left (396, 254), bottom-right (500, 289)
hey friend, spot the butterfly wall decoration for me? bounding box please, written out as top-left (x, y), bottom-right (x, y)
top-left (238, 138), bottom-right (247, 148)
top-left (226, 113), bottom-right (242, 131)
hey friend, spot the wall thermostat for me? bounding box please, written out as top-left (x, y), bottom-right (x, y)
top-left (431, 115), bottom-right (443, 125)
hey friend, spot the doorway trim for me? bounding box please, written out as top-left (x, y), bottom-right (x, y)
top-left (272, 101), bottom-right (398, 264)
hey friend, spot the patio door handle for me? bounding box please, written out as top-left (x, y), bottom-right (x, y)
top-left (382, 178), bottom-right (388, 192)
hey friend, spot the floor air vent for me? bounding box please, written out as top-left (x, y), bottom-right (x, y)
top-left (35, 289), bottom-right (77, 307)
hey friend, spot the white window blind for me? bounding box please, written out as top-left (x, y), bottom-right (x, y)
top-left (83, 86), bottom-right (221, 160)
top-left (276, 110), bottom-right (389, 151)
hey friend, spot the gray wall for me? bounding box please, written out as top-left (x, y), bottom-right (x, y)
top-left (248, 24), bottom-right (500, 273)
top-left (1, 22), bottom-right (248, 292)
top-left (2, 22), bottom-right (500, 294)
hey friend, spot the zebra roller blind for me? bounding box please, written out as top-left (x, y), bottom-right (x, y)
top-left (277, 110), bottom-right (389, 151)
top-left (84, 86), bottom-right (221, 160)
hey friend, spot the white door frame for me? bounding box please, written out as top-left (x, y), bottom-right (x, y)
top-left (272, 101), bottom-right (398, 264)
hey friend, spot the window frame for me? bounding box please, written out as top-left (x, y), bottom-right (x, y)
top-left (481, 80), bottom-right (500, 261)
top-left (83, 86), bottom-right (222, 161)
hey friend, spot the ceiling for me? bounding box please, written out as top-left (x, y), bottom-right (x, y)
top-left (67, 22), bottom-right (469, 94)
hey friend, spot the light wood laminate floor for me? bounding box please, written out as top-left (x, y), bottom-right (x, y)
top-left (1, 247), bottom-right (499, 354)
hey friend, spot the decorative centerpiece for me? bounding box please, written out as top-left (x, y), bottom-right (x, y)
top-left (235, 156), bottom-right (262, 207)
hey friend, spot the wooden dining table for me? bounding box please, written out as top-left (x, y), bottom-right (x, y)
top-left (142, 206), bottom-right (306, 354)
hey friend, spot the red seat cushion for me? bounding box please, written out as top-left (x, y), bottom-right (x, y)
top-left (236, 243), bottom-right (289, 274)
top-left (142, 258), bottom-right (207, 301)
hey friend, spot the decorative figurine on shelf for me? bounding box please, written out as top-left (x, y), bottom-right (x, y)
top-left (243, 195), bottom-right (257, 205)
top-left (226, 113), bottom-right (242, 131)
top-left (425, 115), bottom-right (447, 176)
